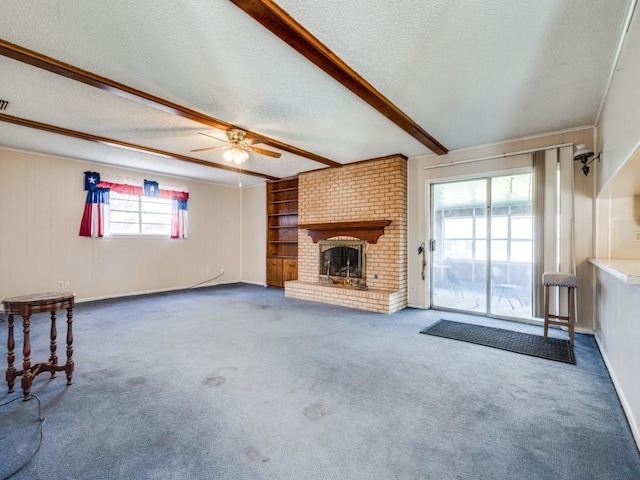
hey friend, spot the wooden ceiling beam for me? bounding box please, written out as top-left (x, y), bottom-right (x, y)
top-left (230, 0), bottom-right (448, 155)
top-left (0, 113), bottom-right (278, 180)
top-left (0, 38), bottom-right (340, 168)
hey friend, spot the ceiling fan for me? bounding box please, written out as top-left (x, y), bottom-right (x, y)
top-left (191, 128), bottom-right (281, 164)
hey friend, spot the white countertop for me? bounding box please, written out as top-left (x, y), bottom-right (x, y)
top-left (588, 258), bottom-right (640, 285)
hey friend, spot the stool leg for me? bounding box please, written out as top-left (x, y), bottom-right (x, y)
top-left (49, 310), bottom-right (58, 378)
top-left (543, 285), bottom-right (550, 341)
top-left (21, 314), bottom-right (32, 401)
top-left (6, 314), bottom-right (16, 393)
top-left (568, 287), bottom-right (575, 346)
top-left (65, 306), bottom-right (74, 386)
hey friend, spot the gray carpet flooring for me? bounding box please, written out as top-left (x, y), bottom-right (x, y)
top-left (1, 283), bottom-right (639, 479)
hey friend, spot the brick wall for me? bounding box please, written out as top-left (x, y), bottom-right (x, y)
top-left (285, 155), bottom-right (407, 313)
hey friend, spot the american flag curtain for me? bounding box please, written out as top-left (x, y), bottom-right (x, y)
top-left (144, 179), bottom-right (159, 196)
top-left (79, 172), bottom-right (109, 237)
top-left (156, 186), bottom-right (189, 239)
top-left (79, 171), bottom-right (188, 238)
top-left (171, 200), bottom-right (188, 239)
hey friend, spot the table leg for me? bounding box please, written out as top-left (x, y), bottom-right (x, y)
top-left (65, 306), bottom-right (74, 385)
top-left (49, 310), bottom-right (58, 378)
top-left (6, 313), bottom-right (16, 393)
top-left (21, 314), bottom-right (32, 401)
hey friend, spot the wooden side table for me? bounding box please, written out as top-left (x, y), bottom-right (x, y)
top-left (2, 292), bottom-right (75, 400)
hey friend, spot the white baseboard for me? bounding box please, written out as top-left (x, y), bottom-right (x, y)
top-left (241, 280), bottom-right (268, 287)
top-left (594, 333), bottom-right (640, 450)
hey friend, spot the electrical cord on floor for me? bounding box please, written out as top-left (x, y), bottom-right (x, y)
top-left (187, 269), bottom-right (225, 289)
top-left (0, 394), bottom-right (45, 480)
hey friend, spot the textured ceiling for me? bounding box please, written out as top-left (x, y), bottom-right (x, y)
top-left (0, 0), bottom-right (634, 186)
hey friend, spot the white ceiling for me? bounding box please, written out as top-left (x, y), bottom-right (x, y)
top-left (0, 0), bottom-right (634, 187)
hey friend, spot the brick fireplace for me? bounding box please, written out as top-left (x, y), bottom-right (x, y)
top-left (285, 155), bottom-right (407, 313)
top-left (318, 238), bottom-right (367, 288)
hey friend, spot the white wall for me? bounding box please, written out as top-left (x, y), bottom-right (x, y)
top-left (241, 183), bottom-right (267, 285)
top-left (598, 194), bottom-right (640, 260)
top-left (597, 4), bottom-right (640, 193)
top-left (593, 7), bottom-right (640, 447)
top-left (0, 148), bottom-right (244, 301)
top-left (407, 128), bottom-right (595, 330)
top-left (595, 269), bottom-right (640, 446)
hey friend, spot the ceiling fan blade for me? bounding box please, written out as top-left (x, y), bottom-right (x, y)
top-left (250, 146), bottom-right (281, 158)
top-left (190, 145), bottom-right (226, 153)
top-left (198, 131), bottom-right (229, 143)
top-left (245, 135), bottom-right (267, 146)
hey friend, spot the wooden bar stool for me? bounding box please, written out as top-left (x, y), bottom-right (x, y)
top-left (542, 272), bottom-right (577, 345)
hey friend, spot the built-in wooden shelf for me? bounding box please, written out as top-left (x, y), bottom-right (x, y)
top-left (266, 177), bottom-right (299, 288)
top-left (270, 187), bottom-right (298, 193)
top-left (298, 220), bottom-right (392, 244)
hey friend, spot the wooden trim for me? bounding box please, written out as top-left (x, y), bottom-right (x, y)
top-left (298, 220), bottom-right (391, 243)
top-left (359, 153), bottom-right (409, 162)
top-left (266, 175), bottom-right (301, 184)
top-left (0, 39), bottom-right (339, 167)
top-left (0, 113), bottom-right (278, 180)
top-left (231, 0), bottom-right (448, 155)
top-left (259, 138), bottom-right (340, 167)
top-left (298, 153), bottom-right (408, 177)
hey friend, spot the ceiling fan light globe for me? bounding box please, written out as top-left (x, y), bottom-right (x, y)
top-left (237, 149), bottom-right (249, 163)
top-left (224, 148), bottom-right (249, 164)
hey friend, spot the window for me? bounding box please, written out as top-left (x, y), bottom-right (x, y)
top-left (442, 209), bottom-right (486, 261)
top-left (108, 192), bottom-right (172, 236)
top-left (79, 171), bottom-right (189, 239)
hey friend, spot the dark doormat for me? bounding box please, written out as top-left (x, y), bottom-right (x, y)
top-left (420, 319), bottom-right (575, 364)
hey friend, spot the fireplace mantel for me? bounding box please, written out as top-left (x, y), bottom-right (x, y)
top-left (298, 220), bottom-right (391, 244)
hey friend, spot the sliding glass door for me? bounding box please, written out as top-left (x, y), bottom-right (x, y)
top-left (431, 178), bottom-right (488, 314)
top-left (430, 172), bottom-right (533, 319)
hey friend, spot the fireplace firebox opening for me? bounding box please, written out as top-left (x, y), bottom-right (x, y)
top-left (319, 239), bottom-right (367, 289)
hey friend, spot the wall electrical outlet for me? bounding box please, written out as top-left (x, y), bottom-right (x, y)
top-left (58, 281), bottom-right (64, 289)
top-left (634, 231), bottom-right (640, 242)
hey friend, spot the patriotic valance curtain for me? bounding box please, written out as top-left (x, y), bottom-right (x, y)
top-left (79, 171), bottom-right (189, 238)
top-left (79, 172), bottom-right (110, 238)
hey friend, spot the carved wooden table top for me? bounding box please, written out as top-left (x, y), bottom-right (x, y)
top-left (3, 292), bottom-right (75, 315)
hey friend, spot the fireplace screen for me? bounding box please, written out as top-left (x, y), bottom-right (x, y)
top-left (319, 239), bottom-right (366, 288)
